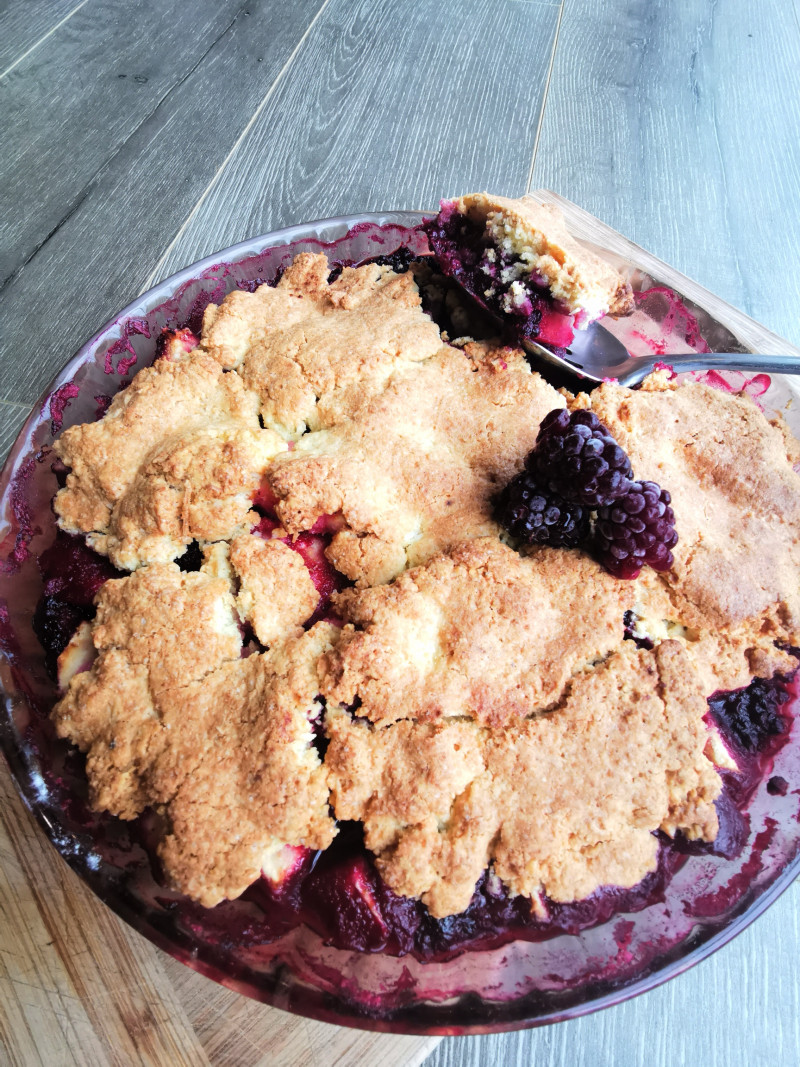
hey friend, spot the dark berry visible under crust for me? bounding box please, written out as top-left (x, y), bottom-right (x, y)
top-left (708, 676), bottom-right (790, 753)
top-left (32, 597), bottom-right (87, 677)
top-left (532, 409), bottom-right (633, 507)
top-left (176, 541), bottom-right (203, 572)
top-left (494, 471), bottom-right (590, 548)
top-left (767, 775), bottom-right (789, 796)
top-left (365, 246), bottom-right (419, 274)
top-left (37, 530), bottom-right (117, 606)
top-left (422, 204), bottom-right (576, 347)
top-left (623, 609), bottom-right (654, 649)
top-left (327, 246), bottom-right (420, 286)
top-left (33, 531), bottom-right (118, 677)
top-left (594, 480), bottom-right (678, 580)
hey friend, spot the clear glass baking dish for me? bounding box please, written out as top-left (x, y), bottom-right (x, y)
top-left (1, 211), bottom-right (799, 1035)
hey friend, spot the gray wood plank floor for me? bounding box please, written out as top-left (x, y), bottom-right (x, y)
top-left (0, 0), bottom-right (87, 74)
top-left (2, 1), bottom-right (800, 1065)
top-left (429, 880), bottom-right (800, 1067)
top-left (0, 0), bottom-right (252, 284)
top-left (0, 402), bottom-right (28, 465)
top-left (531, 0), bottom-right (800, 347)
top-left (150, 0), bottom-right (562, 281)
top-left (0, 0), bottom-right (324, 407)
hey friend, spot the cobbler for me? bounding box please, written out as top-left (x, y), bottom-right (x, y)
top-left (423, 193), bottom-right (634, 348)
top-left (36, 198), bottom-right (800, 959)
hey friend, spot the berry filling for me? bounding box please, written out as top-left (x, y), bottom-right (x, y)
top-left (423, 202), bottom-right (576, 347)
top-left (32, 531), bottom-right (117, 677)
top-left (154, 326), bottom-right (199, 361)
top-left (157, 666), bottom-right (795, 962)
top-left (327, 245), bottom-right (421, 284)
top-left (709, 676), bottom-right (790, 756)
top-left (251, 508), bottom-right (349, 624)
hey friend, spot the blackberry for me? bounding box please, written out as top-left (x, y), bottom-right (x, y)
top-left (708, 676), bottom-right (789, 753)
top-left (495, 471), bottom-right (590, 548)
top-left (594, 480), bottom-right (678, 579)
top-left (531, 409), bottom-right (633, 507)
top-left (32, 596), bottom-right (88, 678)
top-left (176, 540), bottom-right (203, 572)
top-left (767, 776), bottom-right (789, 796)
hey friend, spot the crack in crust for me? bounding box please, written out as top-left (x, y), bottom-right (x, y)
top-left (325, 642), bottom-right (719, 918)
top-left (576, 373), bottom-right (800, 691)
top-left (200, 252), bottom-right (444, 437)
top-left (269, 342), bottom-right (563, 587)
top-left (320, 538), bottom-right (636, 728)
top-left (53, 350), bottom-right (285, 570)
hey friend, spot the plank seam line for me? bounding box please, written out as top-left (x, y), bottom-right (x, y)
top-left (408, 1037), bottom-right (443, 1066)
top-left (0, 1), bottom-right (252, 295)
top-left (0, 400), bottom-right (32, 411)
top-left (525, 0), bottom-right (564, 193)
top-left (705, 1), bottom-right (747, 304)
top-left (84, 0), bottom-right (256, 187)
top-left (144, 0), bottom-right (334, 288)
top-left (0, 0), bottom-right (92, 81)
top-left (0, 189), bottom-right (89, 296)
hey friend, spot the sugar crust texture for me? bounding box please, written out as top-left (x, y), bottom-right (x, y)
top-left (325, 640), bottom-right (719, 917)
top-left (575, 373), bottom-right (800, 693)
top-left (50, 229), bottom-right (800, 916)
top-left (53, 350), bottom-right (285, 570)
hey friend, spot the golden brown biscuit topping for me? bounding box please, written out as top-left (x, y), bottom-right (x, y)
top-left (269, 341), bottom-right (563, 586)
top-left (200, 252), bottom-right (444, 437)
top-left (325, 641), bottom-right (719, 918)
top-left (48, 231), bottom-right (800, 918)
top-left (53, 558), bottom-right (336, 906)
top-left (320, 538), bottom-right (635, 728)
top-left (228, 534), bottom-right (319, 646)
top-left (53, 350), bottom-right (284, 570)
top-left (578, 373), bottom-right (800, 691)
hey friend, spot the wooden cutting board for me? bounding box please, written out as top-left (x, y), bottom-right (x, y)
top-left (2, 192), bottom-right (799, 1066)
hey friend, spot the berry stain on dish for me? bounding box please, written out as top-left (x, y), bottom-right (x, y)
top-left (2, 197), bottom-right (800, 1028)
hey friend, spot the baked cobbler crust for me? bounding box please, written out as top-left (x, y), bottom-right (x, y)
top-left (228, 534), bottom-right (319, 646)
top-left (320, 538), bottom-right (635, 728)
top-left (576, 373), bottom-right (800, 691)
top-left (269, 341), bottom-right (563, 586)
top-left (201, 252), bottom-right (443, 437)
top-left (52, 558), bottom-right (337, 906)
top-left (53, 350), bottom-right (284, 570)
top-left (47, 219), bottom-right (800, 918)
top-left (325, 640), bottom-right (719, 918)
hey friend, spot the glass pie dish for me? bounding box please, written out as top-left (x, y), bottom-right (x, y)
top-left (1, 211), bottom-right (799, 1035)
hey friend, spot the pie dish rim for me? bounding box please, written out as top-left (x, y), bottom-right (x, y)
top-left (1, 209), bottom-right (800, 1035)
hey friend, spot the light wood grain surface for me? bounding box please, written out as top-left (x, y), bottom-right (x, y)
top-left (0, 759), bottom-right (438, 1067)
top-left (2, 1), bottom-right (800, 1065)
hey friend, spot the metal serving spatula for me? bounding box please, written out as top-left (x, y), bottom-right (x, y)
top-left (524, 320), bottom-right (800, 389)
